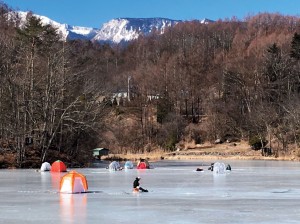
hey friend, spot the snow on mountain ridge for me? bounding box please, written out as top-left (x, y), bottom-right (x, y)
top-left (15, 11), bottom-right (98, 40)
top-left (200, 18), bottom-right (215, 24)
top-left (13, 11), bottom-right (213, 44)
top-left (93, 17), bottom-right (181, 43)
top-left (92, 18), bottom-right (138, 43)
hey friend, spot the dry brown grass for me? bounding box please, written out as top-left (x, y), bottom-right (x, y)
top-left (103, 141), bottom-right (300, 162)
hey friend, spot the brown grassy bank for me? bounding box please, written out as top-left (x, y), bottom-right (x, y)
top-left (102, 141), bottom-right (300, 162)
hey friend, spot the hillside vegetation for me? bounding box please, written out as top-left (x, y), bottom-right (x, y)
top-left (1, 3), bottom-right (300, 167)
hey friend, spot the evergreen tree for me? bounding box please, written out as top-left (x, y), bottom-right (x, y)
top-left (290, 32), bottom-right (300, 60)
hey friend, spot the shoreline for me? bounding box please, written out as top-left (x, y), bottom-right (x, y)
top-left (103, 152), bottom-right (300, 163)
top-left (103, 142), bottom-right (300, 163)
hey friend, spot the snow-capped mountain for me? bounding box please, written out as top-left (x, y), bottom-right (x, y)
top-left (13, 11), bottom-right (213, 44)
top-left (15, 11), bottom-right (98, 40)
top-left (93, 18), bottom-right (180, 43)
top-left (200, 18), bottom-right (214, 24)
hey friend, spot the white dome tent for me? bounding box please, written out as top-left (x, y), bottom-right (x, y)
top-left (108, 161), bottom-right (121, 171)
top-left (40, 162), bottom-right (51, 172)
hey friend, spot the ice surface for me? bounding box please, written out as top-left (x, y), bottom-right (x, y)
top-left (1, 160), bottom-right (300, 223)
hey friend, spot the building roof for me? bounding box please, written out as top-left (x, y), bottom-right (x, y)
top-left (93, 148), bottom-right (109, 151)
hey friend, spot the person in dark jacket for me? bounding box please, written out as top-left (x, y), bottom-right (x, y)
top-left (208, 163), bottom-right (214, 171)
top-left (133, 177), bottom-right (148, 192)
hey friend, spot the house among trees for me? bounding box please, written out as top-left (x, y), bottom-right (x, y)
top-left (111, 91), bottom-right (128, 106)
top-left (93, 148), bottom-right (109, 160)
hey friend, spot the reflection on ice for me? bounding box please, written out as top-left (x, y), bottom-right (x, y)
top-left (51, 172), bottom-right (64, 190)
top-left (60, 193), bottom-right (87, 223)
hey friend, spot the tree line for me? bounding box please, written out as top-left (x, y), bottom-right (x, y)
top-left (1, 3), bottom-right (300, 166)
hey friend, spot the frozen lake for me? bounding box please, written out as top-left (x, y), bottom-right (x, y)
top-left (1, 160), bottom-right (300, 224)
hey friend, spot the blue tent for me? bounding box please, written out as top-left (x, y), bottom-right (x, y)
top-left (124, 161), bottom-right (134, 169)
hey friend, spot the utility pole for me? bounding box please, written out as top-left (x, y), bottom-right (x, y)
top-left (128, 76), bottom-right (131, 101)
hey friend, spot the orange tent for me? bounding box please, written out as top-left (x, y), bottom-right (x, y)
top-left (60, 171), bottom-right (88, 193)
top-left (51, 160), bottom-right (67, 172)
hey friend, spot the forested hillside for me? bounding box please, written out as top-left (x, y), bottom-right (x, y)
top-left (1, 3), bottom-right (300, 167)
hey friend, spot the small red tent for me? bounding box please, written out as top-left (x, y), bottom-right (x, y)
top-left (137, 162), bottom-right (147, 169)
top-left (137, 159), bottom-right (150, 169)
top-left (60, 171), bottom-right (88, 193)
top-left (51, 160), bottom-right (67, 172)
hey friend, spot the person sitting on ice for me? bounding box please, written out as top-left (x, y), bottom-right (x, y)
top-left (208, 163), bottom-right (214, 171)
top-left (226, 164), bottom-right (232, 171)
top-left (133, 177), bottom-right (148, 192)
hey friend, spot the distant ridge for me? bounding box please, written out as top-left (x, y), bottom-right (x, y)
top-left (92, 17), bottom-right (181, 43)
top-left (13, 11), bottom-right (214, 44)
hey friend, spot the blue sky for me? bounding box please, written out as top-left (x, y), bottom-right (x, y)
top-left (4, 0), bottom-right (300, 28)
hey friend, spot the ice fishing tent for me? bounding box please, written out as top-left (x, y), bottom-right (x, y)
top-left (137, 161), bottom-right (147, 169)
top-left (209, 162), bottom-right (231, 173)
top-left (108, 161), bottom-right (121, 171)
top-left (51, 160), bottom-right (67, 172)
top-left (212, 162), bottom-right (231, 174)
top-left (124, 161), bottom-right (134, 169)
top-left (137, 159), bottom-right (150, 169)
top-left (40, 162), bottom-right (51, 172)
top-left (60, 171), bottom-right (88, 193)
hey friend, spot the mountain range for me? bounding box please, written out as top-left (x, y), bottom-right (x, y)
top-left (16, 11), bottom-right (213, 44)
